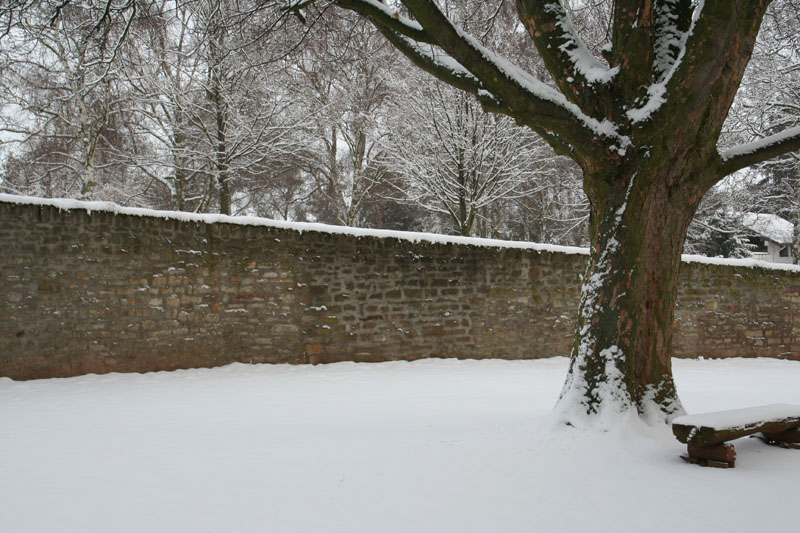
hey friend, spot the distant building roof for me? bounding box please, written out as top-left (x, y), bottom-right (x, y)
top-left (741, 213), bottom-right (794, 244)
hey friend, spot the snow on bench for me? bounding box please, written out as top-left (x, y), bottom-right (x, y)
top-left (672, 404), bottom-right (800, 468)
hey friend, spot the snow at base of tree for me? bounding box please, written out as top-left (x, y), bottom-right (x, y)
top-left (1, 357), bottom-right (799, 532)
top-left (553, 343), bottom-right (646, 430)
top-left (4, 193), bottom-right (800, 272)
top-left (555, 179), bottom-right (648, 427)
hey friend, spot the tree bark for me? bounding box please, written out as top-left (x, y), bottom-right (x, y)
top-left (556, 156), bottom-right (709, 423)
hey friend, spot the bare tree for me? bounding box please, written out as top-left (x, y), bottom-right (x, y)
top-left (187, 0), bottom-right (306, 215)
top-left (287, 11), bottom-right (399, 226)
top-left (505, 157), bottom-right (588, 245)
top-left (109, 0), bottom-right (307, 214)
top-left (110, 0), bottom-right (208, 210)
top-left (0, 1), bottom-right (136, 200)
top-left (386, 71), bottom-right (558, 237)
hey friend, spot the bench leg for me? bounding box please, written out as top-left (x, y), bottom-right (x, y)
top-left (681, 443), bottom-right (737, 468)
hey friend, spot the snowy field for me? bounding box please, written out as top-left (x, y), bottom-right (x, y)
top-left (2, 357), bottom-right (799, 533)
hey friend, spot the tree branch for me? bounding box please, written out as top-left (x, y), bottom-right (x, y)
top-left (652, 0), bottom-right (693, 81)
top-left (658, 0), bottom-right (769, 128)
top-left (719, 126), bottom-right (800, 176)
top-left (375, 28), bottom-right (494, 106)
top-left (515, 0), bottom-right (616, 112)
top-left (392, 0), bottom-right (620, 157)
top-left (605, 0), bottom-right (658, 106)
top-left (335, 0), bottom-right (431, 43)
top-left (400, 0), bottom-right (528, 95)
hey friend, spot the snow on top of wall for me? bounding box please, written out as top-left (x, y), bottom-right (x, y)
top-left (741, 212), bottom-right (794, 244)
top-left (0, 194), bottom-right (587, 255)
top-left (3, 194), bottom-right (800, 272)
top-left (680, 252), bottom-right (800, 272)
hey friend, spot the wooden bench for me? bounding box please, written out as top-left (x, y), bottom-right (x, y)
top-left (672, 404), bottom-right (800, 468)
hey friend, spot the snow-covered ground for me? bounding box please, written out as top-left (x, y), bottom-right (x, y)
top-left (2, 357), bottom-right (798, 532)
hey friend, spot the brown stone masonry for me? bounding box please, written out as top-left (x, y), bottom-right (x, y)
top-left (1, 199), bottom-right (798, 380)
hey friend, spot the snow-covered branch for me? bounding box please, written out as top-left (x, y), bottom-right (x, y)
top-left (332, 0), bottom-right (624, 157)
top-left (516, 0), bottom-right (617, 104)
top-left (335, 0), bottom-right (429, 43)
top-left (720, 125), bottom-right (800, 175)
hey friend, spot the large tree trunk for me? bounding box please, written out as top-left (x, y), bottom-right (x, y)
top-left (556, 160), bottom-right (708, 424)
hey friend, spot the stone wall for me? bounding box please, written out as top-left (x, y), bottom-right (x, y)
top-left (1, 198), bottom-right (799, 380)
